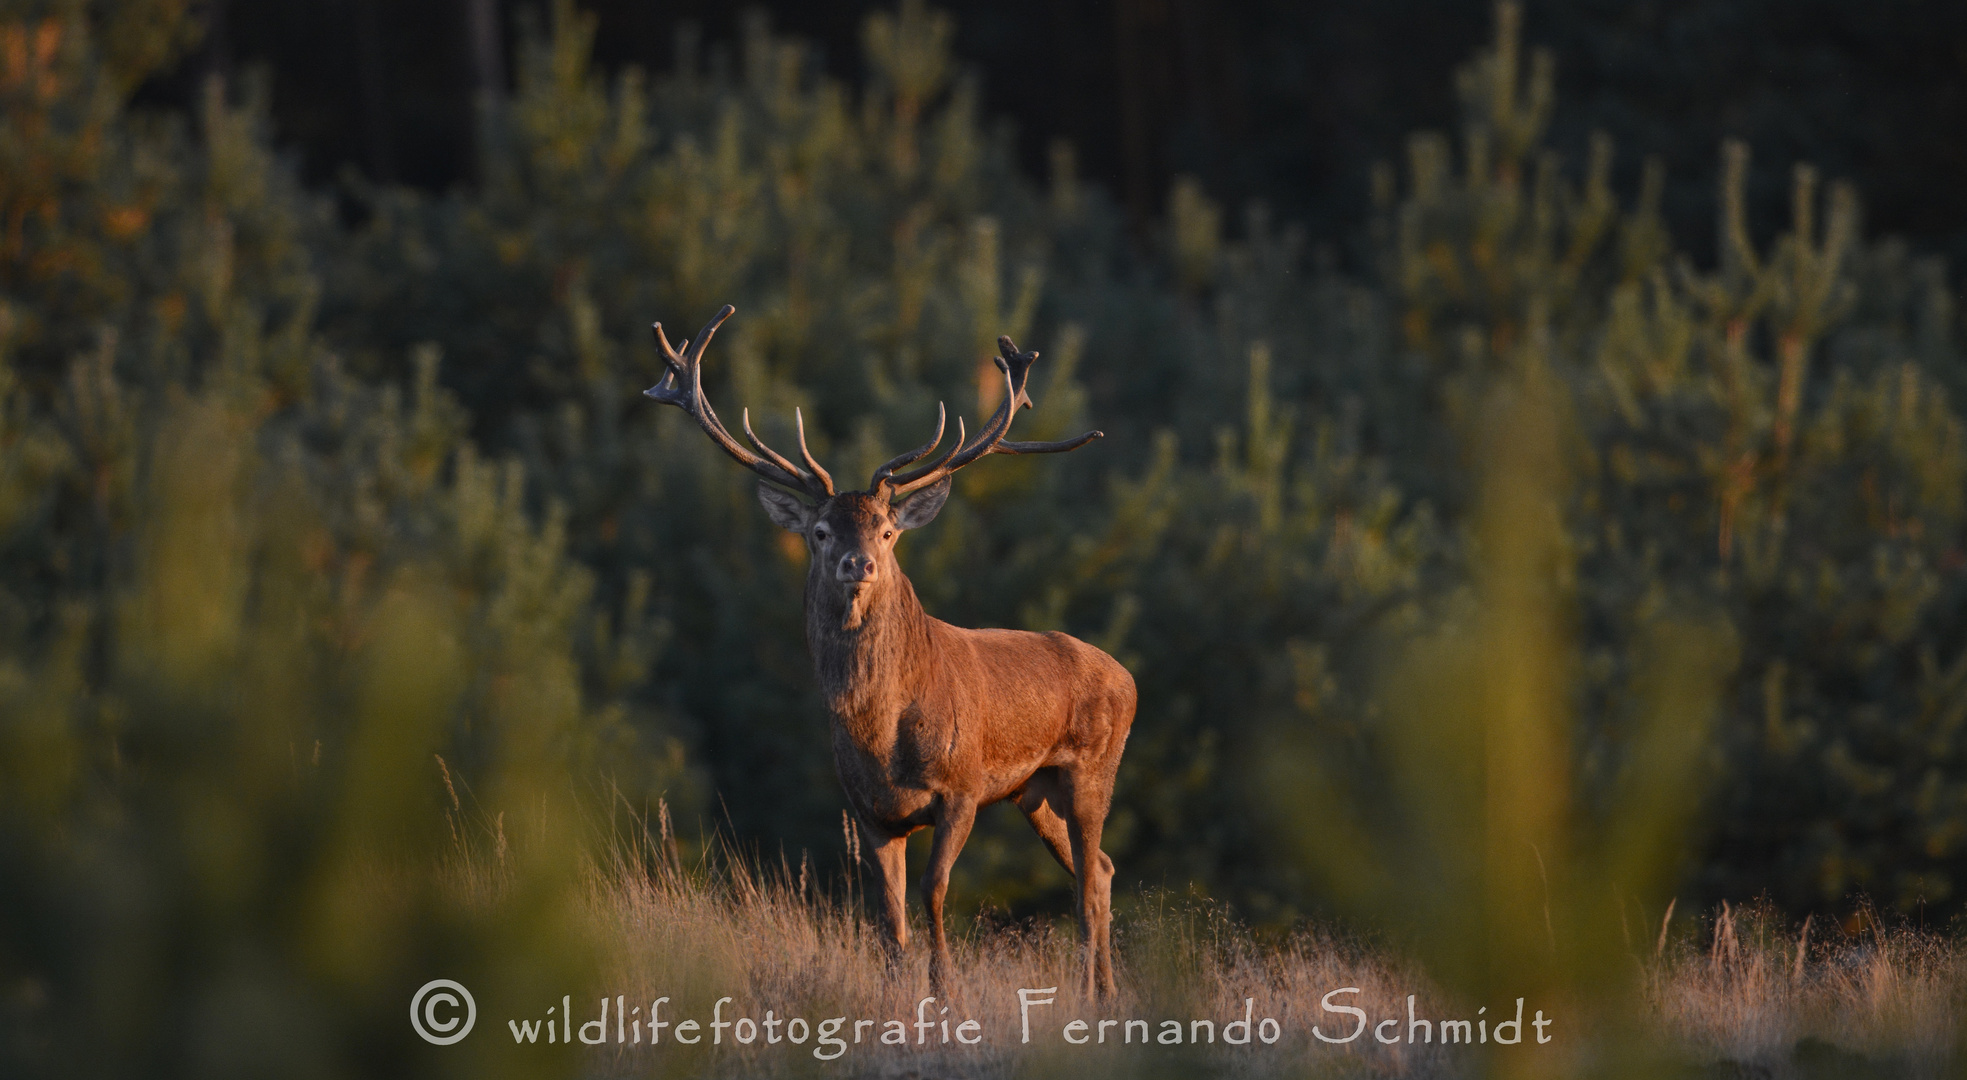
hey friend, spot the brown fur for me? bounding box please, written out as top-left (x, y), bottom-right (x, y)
top-left (785, 491), bottom-right (1135, 999)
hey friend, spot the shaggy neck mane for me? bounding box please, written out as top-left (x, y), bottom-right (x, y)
top-left (805, 565), bottom-right (932, 718)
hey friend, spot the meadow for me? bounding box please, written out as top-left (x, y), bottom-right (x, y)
top-left (444, 812), bottom-right (1963, 1080)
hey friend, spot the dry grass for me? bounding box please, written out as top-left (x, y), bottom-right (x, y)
top-left (1645, 902), bottom-right (1965, 1079)
top-left (423, 798), bottom-right (1965, 1080)
top-left (522, 838), bottom-right (1964, 1079)
top-left (576, 840), bottom-right (1463, 1080)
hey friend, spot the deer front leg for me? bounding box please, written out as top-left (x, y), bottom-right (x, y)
top-left (866, 827), bottom-right (911, 967)
top-left (921, 797), bottom-right (977, 999)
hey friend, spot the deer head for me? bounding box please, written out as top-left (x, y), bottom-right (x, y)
top-left (643, 305), bottom-right (1102, 619)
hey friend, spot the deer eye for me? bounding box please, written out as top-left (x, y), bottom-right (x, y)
top-left (814, 527), bottom-right (829, 541)
top-left (883, 530), bottom-right (894, 540)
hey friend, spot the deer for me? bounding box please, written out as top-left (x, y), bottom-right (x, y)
top-left (644, 305), bottom-right (1135, 999)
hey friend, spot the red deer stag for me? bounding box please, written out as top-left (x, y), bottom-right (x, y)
top-left (645, 305), bottom-right (1135, 998)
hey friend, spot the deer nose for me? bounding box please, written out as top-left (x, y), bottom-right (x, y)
top-left (837, 552), bottom-right (877, 584)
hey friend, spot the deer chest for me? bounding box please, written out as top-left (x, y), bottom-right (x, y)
top-left (828, 702), bottom-right (957, 828)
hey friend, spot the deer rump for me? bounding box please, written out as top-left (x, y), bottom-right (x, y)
top-left (646, 303), bottom-right (1134, 999)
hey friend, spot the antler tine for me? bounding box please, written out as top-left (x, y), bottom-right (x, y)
top-left (642, 305), bottom-right (830, 500)
top-left (882, 334), bottom-right (1103, 498)
top-left (680, 305), bottom-right (731, 365)
top-left (651, 322), bottom-right (685, 367)
top-left (644, 305), bottom-right (734, 404)
top-left (988, 333), bottom-right (1103, 453)
top-left (994, 431), bottom-right (1104, 454)
top-left (867, 402), bottom-right (948, 492)
top-left (881, 417), bottom-right (966, 496)
top-left (996, 335), bottom-right (1037, 410)
top-left (793, 408), bottom-right (835, 496)
top-left (884, 363), bottom-right (1019, 497)
top-left (741, 407), bottom-right (814, 486)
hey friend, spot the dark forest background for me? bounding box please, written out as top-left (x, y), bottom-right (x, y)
top-left (188, 0), bottom-right (1967, 269)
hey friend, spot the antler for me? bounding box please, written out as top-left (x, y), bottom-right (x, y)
top-left (642, 305), bottom-right (835, 500)
top-left (874, 335), bottom-right (1103, 498)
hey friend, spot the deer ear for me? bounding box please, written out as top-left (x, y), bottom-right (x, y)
top-left (892, 476), bottom-right (952, 530)
top-left (756, 483), bottom-right (814, 533)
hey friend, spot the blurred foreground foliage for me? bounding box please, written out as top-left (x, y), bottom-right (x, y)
top-left (2, 0), bottom-right (1966, 1072)
top-left (0, 3), bottom-right (650, 1074)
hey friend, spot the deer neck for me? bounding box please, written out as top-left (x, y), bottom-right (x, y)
top-left (805, 567), bottom-right (931, 723)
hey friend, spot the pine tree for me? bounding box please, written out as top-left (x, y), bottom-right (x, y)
top-left (0, 5), bottom-right (663, 1074)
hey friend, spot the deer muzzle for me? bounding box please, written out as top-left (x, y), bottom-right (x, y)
top-left (836, 551), bottom-right (878, 586)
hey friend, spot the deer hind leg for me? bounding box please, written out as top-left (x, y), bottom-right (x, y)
top-left (1016, 778), bottom-right (1115, 880)
top-left (921, 798), bottom-right (977, 1000)
top-left (866, 827), bottom-right (911, 967)
top-left (1019, 801), bottom-right (1076, 876)
top-left (1063, 772), bottom-right (1118, 1000)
